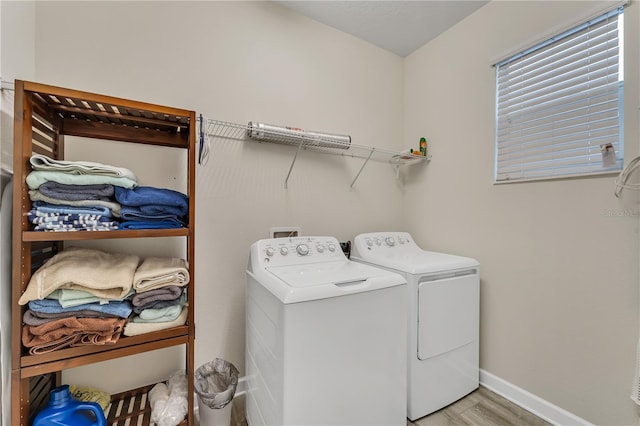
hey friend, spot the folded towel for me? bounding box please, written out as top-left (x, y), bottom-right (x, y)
top-left (24, 333), bottom-right (81, 355)
top-left (28, 298), bottom-right (133, 318)
top-left (26, 170), bottom-right (137, 190)
top-left (26, 308), bottom-right (122, 321)
top-left (23, 309), bottom-right (121, 326)
top-left (32, 201), bottom-right (113, 217)
top-left (38, 181), bottom-right (115, 201)
top-left (131, 286), bottom-right (183, 307)
top-left (133, 257), bottom-right (189, 292)
top-left (132, 292), bottom-right (184, 315)
top-left (114, 186), bottom-right (188, 216)
top-left (27, 210), bottom-right (119, 232)
top-left (22, 316), bottom-right (126, 354)
top-left (28, 211), bottom-right (112, 224)
top-left (30, 154), bottom-right (137, 181)
top-left (118, 220), bottom-right (183, 230)
top-left (123, 306), bottom-right (188, 337)
top-left (19, 247), bottom-right (139, 305)
top-left (32, 221), bottom-right (120, 232)
top-left (47, 288), bottom-right (134, 308)
top-left (134, 304), bottom-right (184, 323)
top-left (119, 206), bottom-right (186, 225)
top-left (29, 190), bottom-right (122, 217)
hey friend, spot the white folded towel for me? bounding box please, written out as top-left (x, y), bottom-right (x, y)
top-left (30, 153), bottom-right (138, 181)
top-left (133, 257), bottom-right (189, 292)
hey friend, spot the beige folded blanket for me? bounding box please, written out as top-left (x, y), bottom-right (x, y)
top-left (133, 257), bottom-right (189, 292)
top-left (19, 247), bottom-right (139, 305)
top-left (123, 306), bottom-right (188, 337)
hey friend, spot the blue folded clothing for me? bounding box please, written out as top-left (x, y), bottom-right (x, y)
top-left (114, 186), bottom-right (188, 217)
top-left (120, 206), bottom-right (185, 223)
top-left (28, 298), bottom-right (133, 319)
top-left (28, 211), bottom-right (113, 224)
top-left (32, 201), bottom-right (113, 217)
top-left (118, 220), bottom-right (183, 230)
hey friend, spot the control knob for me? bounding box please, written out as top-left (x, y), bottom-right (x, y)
top-left (366, 238), bottom-right (373, 247)
top-left (280, 247), bottom-right (289, 256)
top-left (328, 244), bottom-right (336, 252)
top-left (385, 237), bottom-right (395, 247)
top-left (316, 244), bottom-right (325, 253)
top-left (265, 247), bottom-right (275, 257)
top-left (296, 244), bottom-right (309, 256)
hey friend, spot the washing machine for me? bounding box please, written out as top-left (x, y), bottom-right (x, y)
top-left (351, 232), bottom-right (480, 421)
top-left (245, 236), bottom-right (407, 426)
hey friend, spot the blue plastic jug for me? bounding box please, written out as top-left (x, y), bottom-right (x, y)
top-left (33, 385), bottom-right (106, 426)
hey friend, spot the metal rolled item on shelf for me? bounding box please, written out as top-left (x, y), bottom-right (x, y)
top-left (247, 121), bottom-right (351, 150)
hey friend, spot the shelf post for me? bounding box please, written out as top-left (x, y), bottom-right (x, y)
top-left (350, 148), bottom-right (375, 190)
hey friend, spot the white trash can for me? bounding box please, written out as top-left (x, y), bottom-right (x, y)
top-left (195, 358), bottom-right (239, 426)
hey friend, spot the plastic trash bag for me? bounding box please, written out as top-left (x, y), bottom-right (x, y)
top-left (194, 358), bottom-right (239, 409)
top-left (149, 370), bottom-right (188, 426)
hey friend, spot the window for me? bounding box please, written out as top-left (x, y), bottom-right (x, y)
top-left (495, 7), bottom-right (624, 183)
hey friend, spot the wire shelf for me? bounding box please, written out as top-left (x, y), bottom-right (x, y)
top-left (200, 118), bottom-right (430, 188)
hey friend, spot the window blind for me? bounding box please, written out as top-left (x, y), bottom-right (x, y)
top-left (495, 7), bottom-right (624, 183)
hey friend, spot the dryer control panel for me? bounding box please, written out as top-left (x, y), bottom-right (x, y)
top-left (353, 231), bottom-right (417, 254)
top-left (254, 236), bottom-right (346, 267)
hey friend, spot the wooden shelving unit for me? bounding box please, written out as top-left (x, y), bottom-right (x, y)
top-left (11, 80), bottom-right (196, 425)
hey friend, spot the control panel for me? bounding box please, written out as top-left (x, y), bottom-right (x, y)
top-left (255, 236), bottom-right (346, 267)
top-left (353, 232), bottom-right (419, 255)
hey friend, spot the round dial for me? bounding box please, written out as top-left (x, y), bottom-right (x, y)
top-left (328, 244), bottom-right (336, 252)
top-left (398, 237), bottom-right (406, 244)
top-left (366, 238), bottom-right (373, 247)
top-left (296, 244), bottom-right (310, 256)
top-left (280, 247), bottom-right (289, 256)
top-left (265, 247), bottom-right (275, 257)
top-left (375, 238), bottom-right (382, 246)
top-left (316, 244), bottom-right (325, 253)
top-left (385, 237), bottom-right (395, 247)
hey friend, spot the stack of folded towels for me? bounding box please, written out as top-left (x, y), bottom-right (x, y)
top-left (19, 247), bottom-right (190, 354)
top-left (115, 186), bottom-right (189, 230)
top-left (19, 247), bottom-right (137, 355)
top-left (123, 257), bottom-right (189, 337)
top-left (26, 154), bottom-right (189, 231)
top-left (26, 154), bottom-right (136, 231)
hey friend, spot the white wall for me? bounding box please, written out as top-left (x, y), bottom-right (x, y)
top-left (3, 1), bottom-right (639, 424)
top-left (0, 2), bottom-right (35, 425)
top-left (403, 1), bottom-right (640, 424)
top-left (30, 1), bottom-right (405, 393)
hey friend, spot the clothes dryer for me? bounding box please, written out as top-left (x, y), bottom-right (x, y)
top-left (351, 232), bottom-right (480, 421)
top-left (246, 236), bottom-right (407, 426)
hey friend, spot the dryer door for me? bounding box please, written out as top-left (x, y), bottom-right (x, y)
top-left (417, 272), bottom-right (479, 360)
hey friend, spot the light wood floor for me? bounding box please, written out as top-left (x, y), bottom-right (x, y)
top-left (226, 386), bottom-right (552, 426)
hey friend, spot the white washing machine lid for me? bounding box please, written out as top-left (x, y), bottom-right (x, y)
top-left (351, 232), bottom-right (479, 275)
top-left (261, 260), bottom-right (406, 303)
top-left (267, 260), bottom-right (387, 288)
top-left (247, 236), bottom-right (407, 303)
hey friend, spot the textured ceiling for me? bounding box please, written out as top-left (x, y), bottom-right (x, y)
top-left (274, 1), bottom-right (488, 57)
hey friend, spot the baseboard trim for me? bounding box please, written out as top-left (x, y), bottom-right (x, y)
top-left (479, 369), bottom-right (593, 426)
